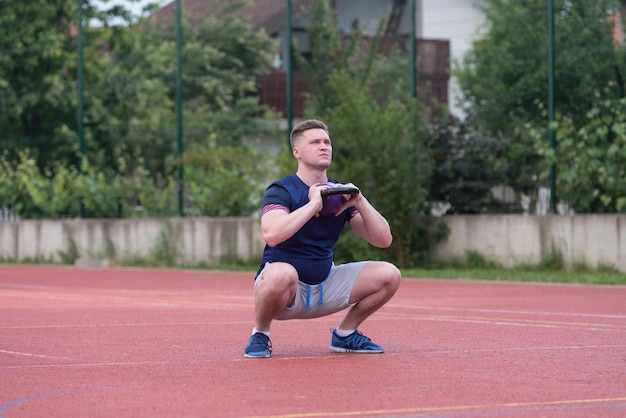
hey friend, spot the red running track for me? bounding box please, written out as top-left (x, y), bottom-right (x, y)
top-left (1, 265), bottom-right (625, 417)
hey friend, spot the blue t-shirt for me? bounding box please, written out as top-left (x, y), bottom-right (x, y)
top-left (257, 174), bottom-right (356, 284)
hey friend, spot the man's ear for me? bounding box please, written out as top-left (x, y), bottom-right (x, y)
top-left (292, 147), bottom-right (300, 159)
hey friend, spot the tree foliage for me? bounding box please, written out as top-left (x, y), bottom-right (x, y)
top-left (536, 93), bottom-right (626, 213)
top-left (0, 148), bottom-right (270, 219)
top-left (0, 0), bottom-right (279, 219)
top-left (0, 0), bottom-right (276, 173)
top-left (0, 0), bottom-right (159, 167)
top-left (457, 0), bottom-right (624, 129)
top-left (85, 1), bottom-right (277, 179)
top-left (319, 70), bottom-right (441, 268)
top-left (429, 114), bottom-right (517, 214)
top-left (454, 0), bottom-right (626, 199)
top-left (0, 0), bottom-right (79, 166)
top-left (0, 0), bottom-right (274, 218)
top-left (284, 0), bottom-right (446, 268)
top-left (184, 145), bottom-right (273, 217)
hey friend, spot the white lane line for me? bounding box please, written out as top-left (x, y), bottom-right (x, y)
top-left (389, 304), bottom-right (626, 320)
top-left (0, 361), bottom-right (174, 370)
top-left (0, 349), bottom-right (71, 360)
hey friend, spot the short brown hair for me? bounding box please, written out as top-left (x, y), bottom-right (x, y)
top-left (289, 119), bottom-right (328, 148)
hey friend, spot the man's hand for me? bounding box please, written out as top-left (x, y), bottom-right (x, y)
top-left (309, 183), bottom-right (328, 217)
top-left (332, 182), bottom-right (362, 216)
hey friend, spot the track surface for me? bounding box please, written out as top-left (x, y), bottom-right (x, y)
top-left (1, 265), bottom-right (625, 417)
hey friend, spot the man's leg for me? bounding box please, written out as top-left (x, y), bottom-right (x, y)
top-left (328, 261), bottom-right (401, 353)
top-left (339, 261), bottom-right (401, 331)
top-left (253, 262), bottom-right (298, 331)
top-left (244, 262), bottom-right (299, 358)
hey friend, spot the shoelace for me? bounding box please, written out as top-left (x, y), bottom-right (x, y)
top-left (251, 333), bottom-right (272, 353)
top-left (342, 331), bottom-right (372, 349)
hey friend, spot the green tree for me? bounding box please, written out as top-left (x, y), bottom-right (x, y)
top-left (86, 1), bottom-right (277, 180)
top-left (286, 0), bottom-right (444, 268)
top-left (184, 145), bottom-right (273, 217)
top-left (295, 0), bottom-right (384, 112)
top-left (320, 70), bottom-right (439, 268)
top-left (429, 113), bottom-right (517, 214)
top-left (1, 0), bottom-right (276, 175)
top-left (455, 0), bottom-right (626, 199)
top-left (0, 0), bottom-right (156, 168)
top-left (0, 0), bottom-right (283, 219)
top-left (536, 93), bottom-right (626, 213)
top-left (0, 1), bottom-right (79, 166)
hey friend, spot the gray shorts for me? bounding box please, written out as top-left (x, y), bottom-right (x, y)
top-left (254, 261), bottom-right (368, 320)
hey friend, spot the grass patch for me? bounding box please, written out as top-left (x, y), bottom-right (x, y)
top-left (404, 250), bottom-right (626, 285)
top-left (402, 267), bottom-right (626, 285)
top-left (116, 258), bottom-right (260, 272)
top-left (120, 259), bottom-right (625, 286)
top-left (2, 257), bottom-right (624, 286)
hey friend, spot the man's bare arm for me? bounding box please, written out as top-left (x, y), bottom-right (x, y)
top-left (261, 184), bottom-right (325, 247)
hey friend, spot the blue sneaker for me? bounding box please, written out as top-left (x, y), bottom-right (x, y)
top-left (330, 329), bottom-right (384, 353)
top-left (244, 332), bottom-right (272, 358)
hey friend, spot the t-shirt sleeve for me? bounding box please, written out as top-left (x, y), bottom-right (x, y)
top-left (262, 184), bottom-right (291, 214)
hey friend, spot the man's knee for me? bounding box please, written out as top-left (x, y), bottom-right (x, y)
top-left (381, 262), bottom-right (402, 292)
top-left (258, 263), bottom-right (299, 292)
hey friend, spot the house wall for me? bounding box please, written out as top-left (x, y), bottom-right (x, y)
top-left (420, 0), bottom-right (487, 118)
top-left (335, 0), bottom-right (394, 34)
top-left (265, 0), bottom-right (451, 117)
top-left (335, 0), bottom-right (486, 118)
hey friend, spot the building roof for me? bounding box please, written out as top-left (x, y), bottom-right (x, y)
top-left (153, 0), bottom-right (314, 36)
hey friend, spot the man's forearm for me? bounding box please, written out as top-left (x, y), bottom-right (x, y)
top-left (261, 200), bottom-right (322, 247)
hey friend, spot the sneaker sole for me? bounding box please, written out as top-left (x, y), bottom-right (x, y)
top-left (330, 346), bottom-right (384, 353)
top-left (244, 352), bottom-right (271, 358)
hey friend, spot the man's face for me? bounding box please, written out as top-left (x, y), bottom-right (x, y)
top-left (293, 128), bottom-right (332, 169)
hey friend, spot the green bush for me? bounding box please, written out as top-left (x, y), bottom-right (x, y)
top-left (536, 93), bottom-right (626, 213)
top-left (0, 145), bottom-right (274, 219)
